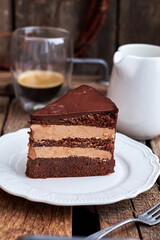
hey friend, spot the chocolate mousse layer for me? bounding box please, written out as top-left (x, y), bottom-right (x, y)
top-left (30, 125), bottom-right (115, 141)
top-left (28, 146), bottom-right (112, 159)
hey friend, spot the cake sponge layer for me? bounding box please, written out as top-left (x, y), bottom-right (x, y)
top-left (30, 137), bottom-right (114, 151)
top-left (26, 157), bottom-right (115, 178)
top-left (30, 112), bottom-right (118, 127)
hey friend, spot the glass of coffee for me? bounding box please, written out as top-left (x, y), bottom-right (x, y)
top-left (10, 27), bottom-right (72, 112)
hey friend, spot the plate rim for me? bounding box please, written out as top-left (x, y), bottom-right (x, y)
top-left (0, 128), bottom-right (159, 206)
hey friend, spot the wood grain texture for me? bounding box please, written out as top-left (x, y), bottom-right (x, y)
top-left (14, 0), bottom-right (74, 34)
top-left (132, 184), bottom-right (160, 240)
top-left (96, 200), bottom-right (140, 239)
top-left (151, 136), bottom-right (160, 159)
top-left (150, 136), bottom-right (160, 185)
top-left (119, 0), bottom-right (160, 45)
top-left (0, 190), bottom-right (72, 240)
top-left (0, 0), bottom-right (12, 67)
top-left (0, 96), bottom-right (9, 134)
top-left (3, 98), bottom-right (29, 133)
top-left (0, 71), bottom-right (14, 96)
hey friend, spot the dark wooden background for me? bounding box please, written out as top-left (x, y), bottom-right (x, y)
top-left (0, 0), bottom-right (160, 74)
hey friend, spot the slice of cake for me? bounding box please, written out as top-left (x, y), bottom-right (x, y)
top-left (26, 85), bottom-right (118, 178)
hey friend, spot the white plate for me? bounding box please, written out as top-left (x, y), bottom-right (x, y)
top-left (0, 128), bottom-right (159, 206)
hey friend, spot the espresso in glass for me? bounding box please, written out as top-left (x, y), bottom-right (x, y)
top-left (17, 70), bottom-right (64, 102)
top-left (11, 27), bottom-right (72, 112)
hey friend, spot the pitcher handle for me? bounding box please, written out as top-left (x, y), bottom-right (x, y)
top-left (72, 58), bottom-right (109, 86)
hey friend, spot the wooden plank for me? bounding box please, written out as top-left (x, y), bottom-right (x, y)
top-left (150, 136), bottom-right (160, 185)
top-left (96, 200), bottom-right (140, 239)
top-left (0, 0), bottom-right (12, 69)
top-left (0, 96), bottom-right (9, 134)
top-left (0, 99), bottom-right (72, 239)
top-left (0, 71), bottom-right (14, 96)
top-left (0, 0), bottom-right (12, 30)
top-left (15, 0), bottom-right (57, 28)
top-left (132, 184), bottom-right (160, 240)
top-left (3, 99), bottom-right (29, 133)
top-left (14, 0), bottom-right (74, 34)
top-left (150, 136), bottom-right (160, 159)
top-left (0, 190), bottom-right (72, 239)
top-left (119, 0), bottom-right (160, 45)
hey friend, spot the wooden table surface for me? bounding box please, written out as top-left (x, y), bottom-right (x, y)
top-left (0, 71), bottom-right (159, 240)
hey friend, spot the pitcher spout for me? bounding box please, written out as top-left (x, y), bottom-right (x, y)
top-left (113, 51), bottom-right (125, 65)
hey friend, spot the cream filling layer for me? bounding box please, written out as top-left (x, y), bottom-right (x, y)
top-left (28, 146), bottom-right (112, 160)
top-left (31, 124), bottom-right (115, 141)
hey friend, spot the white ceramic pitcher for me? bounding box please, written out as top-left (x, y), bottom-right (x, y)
top-left (107, 44), bottom-right (160, 140)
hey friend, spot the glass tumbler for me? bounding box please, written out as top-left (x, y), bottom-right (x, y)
top-left (10, 27), bottom-right (73, 112)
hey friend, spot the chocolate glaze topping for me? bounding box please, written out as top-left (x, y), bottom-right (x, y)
top-left (30, 85), bottom-right (118, 120)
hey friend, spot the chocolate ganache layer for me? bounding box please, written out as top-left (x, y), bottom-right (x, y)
top-left (30, 85), bottom-right (118, 124)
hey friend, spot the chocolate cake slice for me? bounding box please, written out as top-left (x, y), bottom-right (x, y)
top-left (26, 85), bottom-right (118, 178)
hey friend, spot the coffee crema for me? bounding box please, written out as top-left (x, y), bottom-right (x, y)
top-left (17, 70), bottom-right (64, 102)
